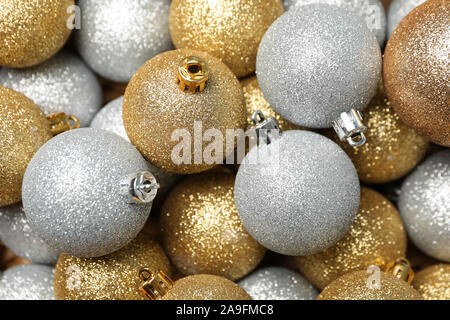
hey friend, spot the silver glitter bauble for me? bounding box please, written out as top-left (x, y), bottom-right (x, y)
top-left (239, 267), bottom-right (318, 300)
top-left (398, 150), bottom-right (450, 262)
top-left (0, 203), bottom-right (60, 265)
top-left (76, 0), bottom-right (172, 82)
top-left (0, 51), bottom-right (102, 127)
top-left (234, 130), bottom-right (360, 256)
top-left (22, 128), bottom-right (153, 258)
top-left (256, 4), bottom-right (381, 129)
top-left (283, 0), bottom-right (386, 46)
top-left (387, 0), bottom-right (426, 39)
top-left (0, 264), bottom-right (54, 300)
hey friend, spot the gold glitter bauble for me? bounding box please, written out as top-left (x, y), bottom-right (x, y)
top-left (0, 0), bottom-right (74, 68)
top-left (54, 234), bottom-right (172, 300)
top-left (161, 274), bottom-right (252, 300)
top-left (412, 264), bottom-right (450, 300)
top-left (318, 270), bottom-right (422, 300)
top-left (383, 0), bottom-right (450, 147)
top-left (296, 188), bottom-right (407, 290)
top-left (123, 49), bottom-right (246, 175)
top-left (169, 0), bottom-right (284, 78)
top-left (0, 87), bottom-right (53, 207)
top-left (161, 171), bottom-right (265, 281)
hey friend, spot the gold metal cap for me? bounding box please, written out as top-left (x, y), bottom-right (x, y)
top-left (384, 258), bottom-right (414, 284)
top-left (176, 56), bottom-right (209, 93)
top-left (139, 268), bottom-right (174, 300)
top-left (47, 113), bottom-right (80, 135)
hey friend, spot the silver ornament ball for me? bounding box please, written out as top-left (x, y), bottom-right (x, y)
top-left (387, 0), bottom-right (426, 39)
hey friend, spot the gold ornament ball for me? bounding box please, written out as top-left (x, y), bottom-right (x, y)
top-left (412, 264), bottom-right (450, 300)
top-left (169, 0), bottom-right (284, 78)
top-left (383, 0), bottom-right (450, 147)
top-left (0, 0), bottom-right (74, 68)
top-left (0, 87), bottom-right (53, 207)
top-left (318, 270), bottom-right (422, 300)
top-left (123, 49), bottom-right (246, 175)
top-left (54, 234), bottom-right (172, 300)
top-left (161, 274), bottom-right (252, 300)
top-left (296, 187), bottom-right (407, 290)
top-left (161, 171), bottom-right (265, 281)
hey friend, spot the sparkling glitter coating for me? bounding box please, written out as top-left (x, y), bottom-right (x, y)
top-left (76, 0), bottom-right (172, 82)
top-left (161, 171), bottom-right (265, 281)
top-left (234, 130), bottom-right (360, 256)
top-left (0, 0), bottom-right (74, 68)
top-left (22, 128), bottom-right (153, 258)
top-left (318, 270), bottom-right (422, 300)
top-left (256, 4), bottom-right (381, 128)
top-left (384, 0), bottom-right (450, 146)
top-left (169, 0), bottom-right (284, 78)
top-left (412, 264), bottom-right (450, 300)
top-left (238, 267), bottom-right (318, 300)
top-left (54, 234), bottom-right (172, 300)
top-left (0, 203), bottom-right (60, 265)
top-left (0, 264), bottom-right (55, 300)
top-left (161, 274), bottom-right (251, 300)
top-left (398, 150), bottom-right (450, 262)
top-left (123, 49), bottom-right (246, 174)
top-left (0, 51), bottom-right (102, 127)
top-left (296, 188), bottom-right (407, 290)
top-left (387, 0), bottom-right (426, 38)
top-left (0, 87), bottom-right (52, 207)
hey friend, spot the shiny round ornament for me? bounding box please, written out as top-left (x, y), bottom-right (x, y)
top-left (387, 0), bottom-right (426, 38)
top-left (412, 264), bottom-right (450, 300)
top-left (235, 130), bottom-right (360, 256)
top-left (256, 4), bottom-right (381, 128)
top-left (384, 0), bottom-right (450, 146)
top-left (22, 128), bottom-right (154, 258)
top-left (398, 150), bottom-right (450, 262)
top-left (75, 0), bottom-right (172, 82)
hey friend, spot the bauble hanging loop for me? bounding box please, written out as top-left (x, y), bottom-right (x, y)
top-left (251, 110), bottom-right (282, 145)
top-left (121, 171), bottom-right (160, 204)
top-left (176, 56), bottom-right (209, 93)
top-left (332, 109), bottom-right (367, 147)
top-left (47, 113), bottom-right (80, 136)
top-left (384, 258), bottom-right (414, 284)
top-left (139, 268), bottom-right (174, 300)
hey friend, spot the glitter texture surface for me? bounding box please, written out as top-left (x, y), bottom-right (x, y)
top-left (0, 51), bottom-right (102, 127)
top-left (123, 49), bottom-right (246, 174)
top-left (161, 171), bottom-right (265, 281)
top-left (387, 0), bottom-right (426, 38)
top-left (296, 188), bottom-right (407, 290)
top-left (0, 0), bottom-right (73, 68)
top-left (0, 87), bottom-right (52, 207)
top-left (238, 267), bottom-right (318, 300)
top-left (256, 4), bottom-right (381, 128)
top-left (169, 0), bottom-right (284, 78)
top-left (398, 150), bottom-right (450, 262)
top-left (54, 234), bottom-right (172, 300)
top-left (76, 0), bottom-right (172, 82)
top-left (412, 264), bottom-right (450, 300)
top-left (22, 128), bottom-right (152, 258)
top-left (234, 130), bottom-right (360, 256)
top-left (384, 0), bottom-right (450, 147)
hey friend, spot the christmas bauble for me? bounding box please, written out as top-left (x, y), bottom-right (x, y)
top-left (123, 49), bottom-right (246, 174)
top-left (169, 0), bottom-right (284, 78)
top-left (256, 4), bottom-right (381, 129)
top-left (75, 0), bottom-right (172, 83)
top-left (161, 171), bottom-right (265, 281)
top-left (238, 267), bottom-right (318, 300)
top-left (387, 0), bottom-right (426, 38)
top-left (384, 0), bottom-right (450, 146)
top-left (0, 204), bottom-right (60, 265)
top-left (22, 128), bottom-right (154, 258)
top-left (318, 270), bottom-right (422, 300)
top-left (0, 51), bottom-right (102, 127)
top-left (0, 264), bottom-right (54, 300)
top-left (412, 264), bottom-right (450, 300)
top-left (283, 0), bottom-right (386, 46)
top-left (398, 150), bottom-right (450, 262)
top-left (235, 130), bottom-right (360, 256)
top-left (0, 87), bottom-right (53, 207)
top-left (296, 188), bottom-right (407, 290)
top-left (0, 0), bottom-right (74, 68)
top-left (54, 233), bottom-right (172, 300)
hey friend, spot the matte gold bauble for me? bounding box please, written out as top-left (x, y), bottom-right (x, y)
top-left (383, 0), bottom-right (450, 146)
top-left (296, 188), bottom-right (407, 290)
top-left (54, 234), bottom-right (172, 300)
top-left (412, 264), bottom-right (450, 300)
top-left (169, 0), bottom-right (284, 78)
top-left (0, 0), bottom-right (74, 68)
top-left (161, 171), bottom-right (265, 280)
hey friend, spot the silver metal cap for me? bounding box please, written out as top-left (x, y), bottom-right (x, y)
top-left (121, 171), bottom-right (159, 204)
top-left (251, 110), bottom-right (282, 145)
top-left (332, 109), bottom-right (367, 147)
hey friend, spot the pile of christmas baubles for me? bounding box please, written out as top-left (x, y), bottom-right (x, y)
top-left (0, 0), bottom-right (448, 301)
